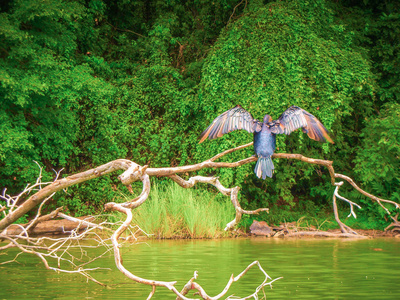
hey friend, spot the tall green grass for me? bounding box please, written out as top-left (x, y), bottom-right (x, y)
top-left (124, 182), bottom-right (235, 238)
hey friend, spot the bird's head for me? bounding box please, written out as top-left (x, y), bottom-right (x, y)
top-left (263, 114), bottom-right (272, 124)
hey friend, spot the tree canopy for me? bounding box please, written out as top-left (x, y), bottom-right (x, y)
top-left (0, 0), bottom-right (399, 227)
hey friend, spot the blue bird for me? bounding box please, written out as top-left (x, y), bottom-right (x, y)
top-left (199, 105), bottom-right (334, 179)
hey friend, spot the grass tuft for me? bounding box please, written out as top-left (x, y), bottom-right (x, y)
top-left (125, 182), bottom-right (234, 238)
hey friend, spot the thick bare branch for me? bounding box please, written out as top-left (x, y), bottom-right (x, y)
top-left (146, 156), bottom-right (257, 177)
top-left (0, 143), bottom-right (255, 232)
top-left (104, 203), bottom-right (179, 292)
top-left (1, 142), bottom-right (396, 299)
top-left (272, 152), bottom-right (335, 184)
top-left (0, 159), bottom-right (137, 231)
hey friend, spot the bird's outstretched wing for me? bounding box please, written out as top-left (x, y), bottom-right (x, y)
top-left (269, 106), bottom-right (334, 143)
top-left (199, 105), bottom-right (258, 143)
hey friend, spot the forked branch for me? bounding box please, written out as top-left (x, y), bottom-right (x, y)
top-left (272, 152), bottom-right (398, 234)
top-left (1, 143), bottom-right (279, 299)
top-left (1, 142), bottom-right (397, 298)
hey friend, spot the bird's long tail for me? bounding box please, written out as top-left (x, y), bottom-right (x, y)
top-left (254, 156), bottom-right (274, 180)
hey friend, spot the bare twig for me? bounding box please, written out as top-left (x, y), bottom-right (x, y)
top-left (57, 213), bottom-right (113, 232)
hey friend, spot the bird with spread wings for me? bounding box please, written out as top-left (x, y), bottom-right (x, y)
top-left (199, 105), bottom-right (334, 179)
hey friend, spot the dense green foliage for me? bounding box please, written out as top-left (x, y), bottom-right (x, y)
top-left (0, 0), bottom-right (398, 229)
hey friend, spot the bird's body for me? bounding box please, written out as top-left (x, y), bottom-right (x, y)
top-left (253, 123), bottom-right (276, 179)
top-left (199, 105), bottom-right (333, 179)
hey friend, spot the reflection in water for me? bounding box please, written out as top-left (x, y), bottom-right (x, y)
top-left (1, 238), bottom-right (399, 299)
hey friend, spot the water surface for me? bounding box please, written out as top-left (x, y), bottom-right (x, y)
top-left (1, 238), bottom-right (399, 299)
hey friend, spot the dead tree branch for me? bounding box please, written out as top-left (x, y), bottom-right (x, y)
top-left (167, 174), bottom-right (268, 231)
top-left (0, 159), bottom-right (137, 231)
top-left (0, 143), bottom-right (280, 299)
top-left (270, 152), bottom-right (398, 234)
top-left (104, 172), bottom-right (278, 299)
top-left (1, 142), bottom-right (397, 298)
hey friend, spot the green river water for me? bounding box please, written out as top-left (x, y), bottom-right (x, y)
top-left (1, 238), bottom-right (399, 299)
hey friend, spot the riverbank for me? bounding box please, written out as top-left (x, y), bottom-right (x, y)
top-left (4, 215), bottom-right (399, 239)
